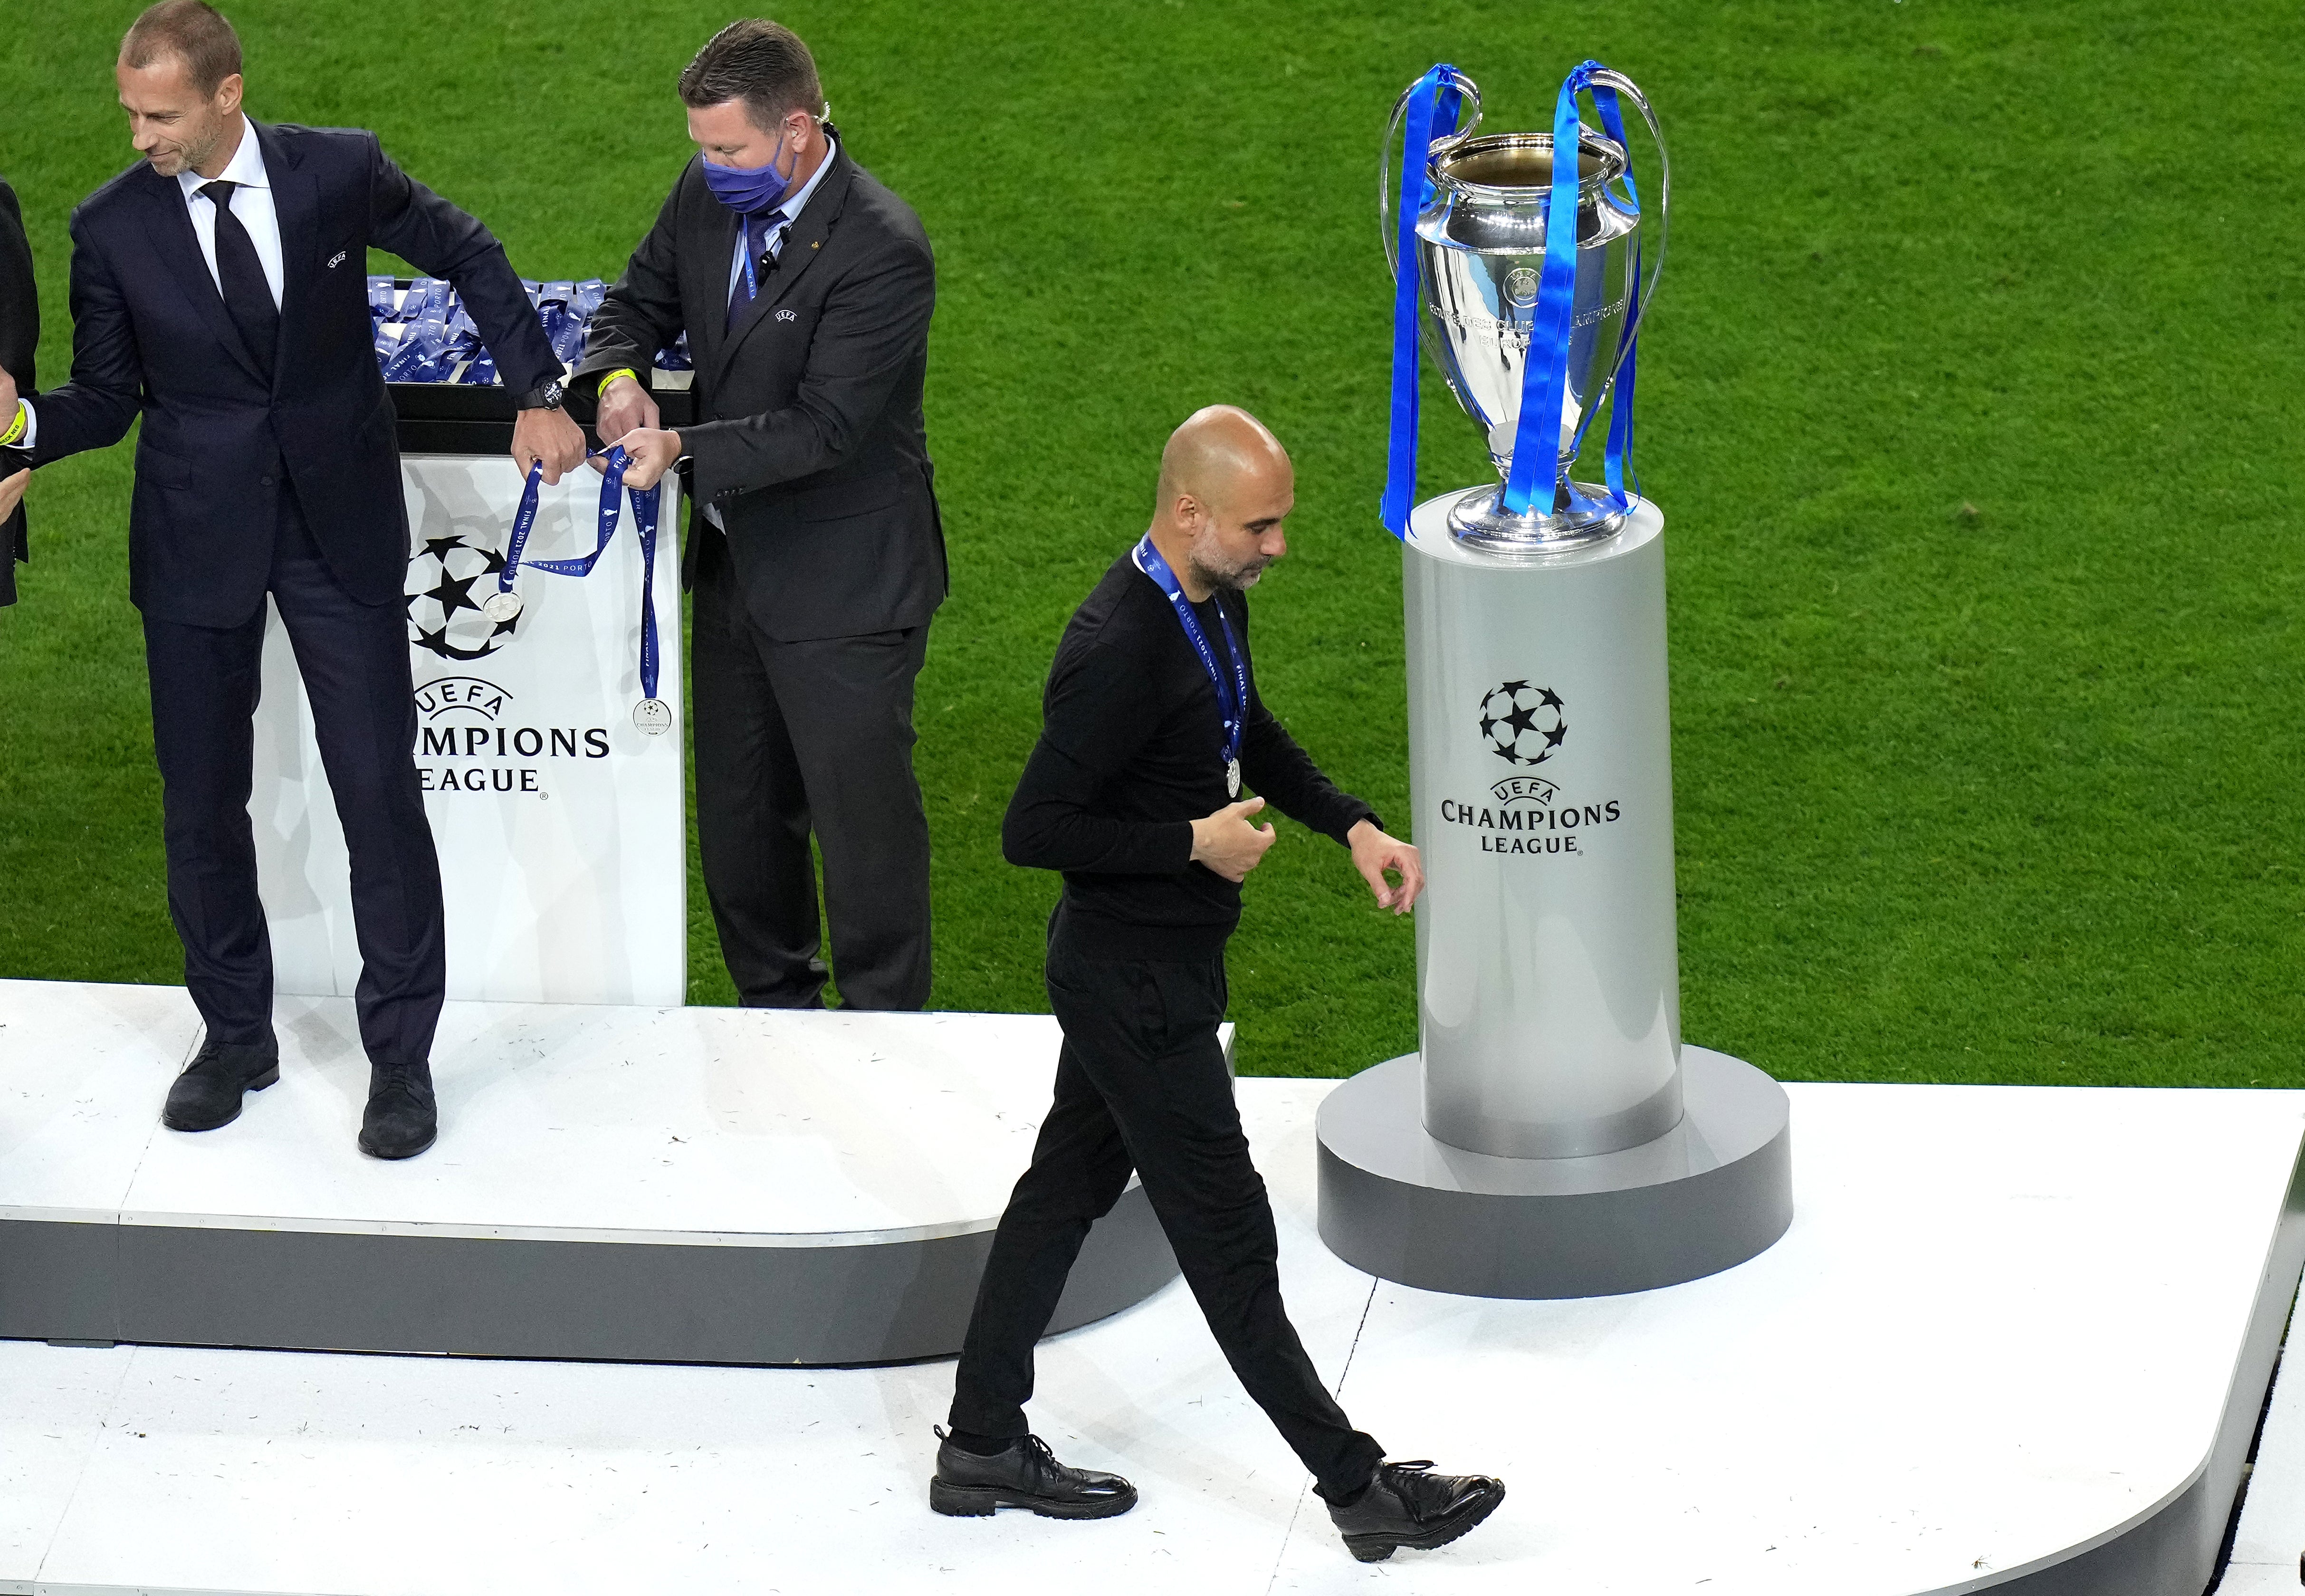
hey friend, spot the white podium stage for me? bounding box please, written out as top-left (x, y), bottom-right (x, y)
top-left (1, 977), bottom-right (2300, 1596)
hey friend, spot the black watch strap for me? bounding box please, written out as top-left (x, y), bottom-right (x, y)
top-left (515, 378), bottom-right (567, 411)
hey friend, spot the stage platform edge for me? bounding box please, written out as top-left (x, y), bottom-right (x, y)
top-left (0, 982), bottom-right (1192, 1367)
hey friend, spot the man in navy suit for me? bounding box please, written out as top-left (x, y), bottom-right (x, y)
top-left (5, 0), bottom-right (586, 1158)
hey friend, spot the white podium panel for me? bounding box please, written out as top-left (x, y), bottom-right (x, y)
top-left (250, 455), bottom-right (686, 1006)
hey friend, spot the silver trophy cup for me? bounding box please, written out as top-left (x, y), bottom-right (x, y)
top-left (1382, 70), bottom-right (1670, 552)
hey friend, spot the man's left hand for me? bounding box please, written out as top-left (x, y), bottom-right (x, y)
top-left (510, 406), bottom-right (586, 486)
top-left (1348, 819), bottom-right (1424, 915)
top-left (614, 427), bottom-right (683, 491)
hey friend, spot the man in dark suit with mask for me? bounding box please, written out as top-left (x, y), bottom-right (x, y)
top-left (7, 0), bottom-right (586, 1157)
top-left (579, 18), bottom-right (944, 1013)
top-left (0, 174), bottom-right (34, 596)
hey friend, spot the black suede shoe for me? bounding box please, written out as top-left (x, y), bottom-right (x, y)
top-left (929, 1428), bottom-right (1137, 1520)
top-left (358, 1061), bottom-right (437, 1160)
top-left (161, 1037), bottom-right (280, 1132)
top-left (1327, 1460), bottom-right (1505, 1562)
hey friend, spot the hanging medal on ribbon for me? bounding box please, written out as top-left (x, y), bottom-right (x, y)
top-left (1132, 533), bottom-right (1248, 798)
top-left (491, 447), bottom-right (673, 734)
top-left (486, 459), bottom-right (546, 622)
top-left (624, 475), bottom-right (670, 735)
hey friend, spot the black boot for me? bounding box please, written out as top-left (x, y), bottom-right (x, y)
top-left (162, 1037), bottom-right (280, 1132)
top-left (1327, 1460), bottom-right (1505, 1562)
top-left (358, 1061), bottom-right (437, 1160)
top-left (928, 1429), bottom-right (1138, 1520)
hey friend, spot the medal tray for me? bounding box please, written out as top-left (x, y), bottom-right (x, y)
top-left (381, 279), bottom-right (697, 455)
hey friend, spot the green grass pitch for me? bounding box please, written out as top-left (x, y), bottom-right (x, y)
top-left (1, 1), bottom-right (2297, 1088)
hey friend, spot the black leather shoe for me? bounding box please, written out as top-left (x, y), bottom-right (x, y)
top-left (358, 1061), bottom-right (438, 1160)
top-left (929, 1429), bottom-right (1138, 1520)
top-left (161, 1037), bottom-right (280, 1132)
top-left (1327, 1460), bottom-right (1505, 1562)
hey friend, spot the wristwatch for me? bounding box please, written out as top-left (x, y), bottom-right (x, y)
top-left (515, 378), bottom-right (567, 411)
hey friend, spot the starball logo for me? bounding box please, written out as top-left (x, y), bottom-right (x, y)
top-left (407, 533), bottom-right (520, 662)
top-left (1439, 681), bottom-right (1626, 858)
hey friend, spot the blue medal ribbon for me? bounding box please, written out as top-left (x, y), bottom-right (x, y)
top-left (627, 470), bottom-right (663, 710)
top-left (527, 447), bottom-right (632, 580)
top-left (1132, 534), bottom-right (1248, 782)
top-left (496, 459), bottom-right (548, 605)
top-left (493, 447), bottom-right (667, 716)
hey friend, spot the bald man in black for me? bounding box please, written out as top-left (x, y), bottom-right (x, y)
top-left (928, 407), bottom-right (1503, 1563)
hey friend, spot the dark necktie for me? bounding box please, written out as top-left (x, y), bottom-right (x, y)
top-left (199, 179), bottom-right (279, 380)
top-left (724, 212), bottom-right (781, 332)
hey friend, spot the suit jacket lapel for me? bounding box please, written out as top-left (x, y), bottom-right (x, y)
top-left (139, 166), bottom-right (265, 386)
top-left (262, 123), bottom-right (319, 394)
top-left (689, 198), bottom-right (741, 381)
top-left (708, 151), bottom-right (855, 390)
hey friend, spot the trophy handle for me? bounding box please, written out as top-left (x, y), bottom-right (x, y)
top-left (1584, 67), bottom-right (1670, 357)
top-left (1380, 71), bottom-right (1482, 282)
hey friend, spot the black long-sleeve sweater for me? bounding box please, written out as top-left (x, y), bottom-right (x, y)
top-left (1002, 549), bottom-right (1379, 959)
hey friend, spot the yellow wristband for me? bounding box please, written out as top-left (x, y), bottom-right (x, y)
top-left (597, 367), bottom-right (641, 397)
top-left (0, 403), bottom-right (23, 448)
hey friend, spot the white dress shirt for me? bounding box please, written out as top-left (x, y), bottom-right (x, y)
top-left (16, 116), bottom-right (281, 449)
top-left (180, 115), bottom-right (286, 309)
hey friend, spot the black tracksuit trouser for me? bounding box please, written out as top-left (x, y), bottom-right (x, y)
top-left (948, 910), bottom-right (1384, 1500)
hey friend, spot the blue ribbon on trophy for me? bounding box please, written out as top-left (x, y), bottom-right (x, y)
top-left (1379, 57), bottom-right (1669, 548)
top-left (1504, 60), bottom-right (1643, 522)
top-left (1379, 63), bottom-right (1473, 537)
top-left (488, 449), bottom-right (673, 735)
top-left (1131, 533), bottom-right (1249, 798)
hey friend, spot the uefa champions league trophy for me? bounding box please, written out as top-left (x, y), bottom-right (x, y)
top-left (1315, 59), bottom-right (1794, 1299)
top-left (1381, 60), bottom-right (1665, 552)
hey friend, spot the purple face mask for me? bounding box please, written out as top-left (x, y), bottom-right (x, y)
top-left (701, 136), bottom-right (794, 215)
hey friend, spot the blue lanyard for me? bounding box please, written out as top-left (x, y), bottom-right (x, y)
top-left (496, 448), bottom-right (665, 707)
top-left (1132, 534), bottom-right (1247, 767)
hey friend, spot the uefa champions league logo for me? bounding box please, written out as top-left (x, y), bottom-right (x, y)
top-left (407, 532), bottom-right (521, 662)
top-left (1477, 681), bottom-right (1567, 768)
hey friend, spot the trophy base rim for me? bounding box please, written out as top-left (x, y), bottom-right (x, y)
top-left (1447, 483), bottom-right (1626, 554)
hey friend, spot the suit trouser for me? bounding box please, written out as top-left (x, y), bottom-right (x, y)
top-left (141, 499), bottom-right (445, 1064)
top-left (947, 911), bottom-right (1386, 1500)
top-left (689, 526), bottom-right (932, 1011)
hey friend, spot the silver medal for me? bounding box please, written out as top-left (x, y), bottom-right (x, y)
top-left (1226, 757), bottom-right (1241, 798)
top-left (482, 590), bottom-right (523, 623)
top-left (633, 699), bottom-right (673, 736)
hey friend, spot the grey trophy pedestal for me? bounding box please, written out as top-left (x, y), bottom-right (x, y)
top-left (1318, 489), bottom-right (1793, 1298)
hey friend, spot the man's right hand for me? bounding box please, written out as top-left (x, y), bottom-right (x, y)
top-left (0, 468), bottom-right (27, 523)
top-left (594, 373), bottom-right (660, 449)
top-left (1190, 796), bottom-right (1277, 883)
